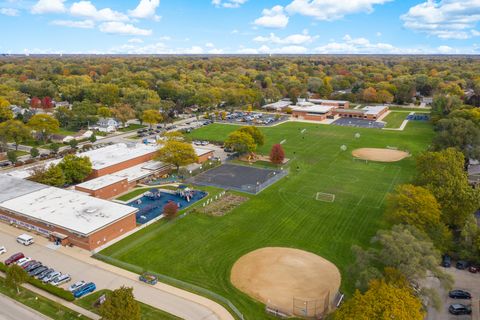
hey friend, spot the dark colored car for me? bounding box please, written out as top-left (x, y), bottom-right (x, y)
top-left (139, 273), bottom-right (158, 285)
top-left (29, 265), bottom-right (48, 277)
top-left (21, 260), bottom-right (37, 270)
top-left (25, 261), bottom-right (42, 272)
top-left (449, 290), bottom-right (472, 299)
top-left (5, 252), bottom-right (24, 266)
top-left (37, 268), bottom-right (54, 280)
top-left (468, 266), bottom-right (478, 273)
top-left (456, 261), bottom-right (469, 270)
top-left (442, 254), bottom-right (451, 268)
top-left (449, 304), bottom-right (472, 315)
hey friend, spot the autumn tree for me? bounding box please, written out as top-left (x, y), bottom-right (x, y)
top-left (29, 164), bottom-right (66, 187)
top-left (58, 154), bottom-right (93, 184)
top-left (163, 201), bottom-right (178, 219)
top-left (41, 96), bottom-right (53, 109)
top-left (6, 264), bottom-right (29, 294)
top-left (0, 105), bottom-right (13, 122)
top-left (142, 109), bottom-right (163, 128)
top-left (99, 286), bottom-right (141, 320)
top-left (156, 141), bottom-right (198, 171)
top-left (416, 148), bottom-right (480, 228)
top-left (386, 184), bottom-right (452, 250)
top-left (0, 120), bottom-right (31, 150)
top-left (334, 278), bottom-right (424, 320)
top-left (362, 87), bottom-right (378, 103)
top-left (30, 97), bottom-right (41, 109)
top-left (377, 89), bottom-right (394, 103)
top-left (27, 114), bottom-right (60, 143)
top-left (225, 131), bottom-right (256, 154)
top-left (432, 118), bottom-right (480, 161)
top-left (238, 126), bottom-right (265, 146)
top-left (112, 104), bottom-right (135, 127)
top-left (269, 144), bottom-right (285, 164)
top-left (97, 106), bottom-right (112, 118)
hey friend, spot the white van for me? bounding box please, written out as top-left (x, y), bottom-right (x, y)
top-left (16, 234), bottom-right (34, 246)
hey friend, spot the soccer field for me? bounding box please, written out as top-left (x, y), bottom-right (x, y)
top-left (100, 121), bottom-right (433, 319)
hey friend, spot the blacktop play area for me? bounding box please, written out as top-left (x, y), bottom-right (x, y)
top-left (188, 163), bottom-right (287, 194)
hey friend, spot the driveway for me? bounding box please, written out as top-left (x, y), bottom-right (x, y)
top-left (0, 229), bottom-right (233, 320)
top-left (427, 268), bottom-right (480, 320)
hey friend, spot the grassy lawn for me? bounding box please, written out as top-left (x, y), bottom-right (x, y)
top-left (75, 289), bottom-right (180, 320)
top-left (116, 188), bottom-right (152, 201)
top-left (13, 150), bottom-right (29, 157)
top-left (117, 124), bottom-right (146, 132)
top-left (384, 111), bottom-right (408, 128)
top-left (388, 106), bottom-right (431, 112)
top-left (0, 278), bottom-right (90, 320)
top-left (101, 121), bottom-right (434, 319)
top-left (56, 128), bottom-right (79, 136)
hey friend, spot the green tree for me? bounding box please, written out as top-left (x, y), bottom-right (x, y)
top-left (156, 141), bottom-right (198, 171)
top-left (0, 120), bottom-right (31, 150)
top-left (27, 114), bottom-right (60, 143)
top-left (334, 278), bottom-right (424, 320)
top-left (386, 184), bottom-right (452, 250)
top-left (416, 148), bottom-right (480, 228)
top-left (225, 131), bottom-right (256, 154)
top-left (30, 147), bottom-right (39, 158)
top-left (58, 154), bottom-right (93, 184)
top-left (99, 286), bottom-right (141, 320)
top-left (238, 126), bottom-right (265, 146)
top-left (89, 134), bottom-right (97, 143)
top-left (431, 95), bottom-right (463, 121)
top-left (49, 142), bottom-right (60, 154)
top-left (6, 150), bottom-right (17, 164)
top-left (0, 105), bottom-right (13, 122)
top-left (142, 109), bottom-right (163, 128)
top-left (6, 264), bottom-right (29, 294)
top-left (29, 164), bottom-right (66, 187)
top-left (112, 104), bottom-right (135, 128)
top-left (97, 106), bottom-right (112, 118)
top-left (432, 118), bottom-right (480, 161)
top-left (69, 139), bottom-right (79, 149)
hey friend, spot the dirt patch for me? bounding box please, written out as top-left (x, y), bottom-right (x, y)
top-left (352, 148), bottom-right (410, 162)
top-left (231, 247), bottom-right (341, 317)
top-left (198, 193), bottom-right (248, 217)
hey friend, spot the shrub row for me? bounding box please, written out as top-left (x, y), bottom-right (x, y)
top-left (0, 263), bottom-right (74, 301)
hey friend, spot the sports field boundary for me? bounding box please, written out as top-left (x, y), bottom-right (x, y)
top-left (93, 254), bottom-right (245, 320)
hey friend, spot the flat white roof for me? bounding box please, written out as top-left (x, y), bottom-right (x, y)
top-left (78, 143), bottom-right (158, 170)
top-left (76, 175), bottom-right (126, 191)
top-left (262, 100), bottom-right (291, 109)
top-left (194, 147), bottom-right (214, 157)
top-left (292, 105), bottom-right (334, 114)
top-left (309, 99), bottom-right (348, 104)
top-left (0, 186), bottom-right (137, 235)
top-left (363, 106), bottom-right (388, 115)
top-left (0, 175), bottom-right (48, 202)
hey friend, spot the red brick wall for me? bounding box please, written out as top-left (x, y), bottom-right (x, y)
top-left (292, 111), bottom-right (327, 121)
top-left (198, 151), bottom-right (214, 164)
top-left (0, 209), bottom-right (137, 251)
top-left (75, 178), bottom-right (129, 200)
top-left (88, 152), bottom-right (157, 179)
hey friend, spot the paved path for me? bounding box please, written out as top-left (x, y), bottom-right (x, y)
top-left (0, 225), bottom-right (234, 320)
top-left (0, 292), bottom-right (51, 320)
top-left (382, 112), bottom-right (413, 131)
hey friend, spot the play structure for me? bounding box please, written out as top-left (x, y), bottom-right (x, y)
top-left (176, 185), bottom-right (196, 202)
top-left (144, 188), bottom-right (162, 200)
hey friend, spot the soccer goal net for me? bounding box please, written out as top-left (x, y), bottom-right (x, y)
top-left (315, 192), bottom-right (335, 203)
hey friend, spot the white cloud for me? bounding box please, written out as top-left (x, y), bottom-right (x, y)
top-left (237, 44), bottom-right (306, 54)
top-left (159, 36), bottom-right (171, 40)
top-left (253, 30), bottom-right (316, 45)
top-left (99, 22), bottom-right (152, 36)
top-left (285, 0), bottom-right (392, 21)
top-left (31, 0), bottom-right (66, 14)
top-left (254, 5), bottom-right (289, 28)
top-left (183, 46), bottom-right (204, 54)
top-left (0, 8), bottom-right (19, 16)
top-left (208, 48), bottom-right (224, 54)
top-left (108, 42), bottom-right (168, 54)
top-left (314, 34), bottom-right (397, 53)
top-left (128, 38), bottom-right (144, 43)
top-left (51, 19), bottom-right (94, 28)
top-left (437, 45), bottom-right (454, 53)
top-left (70, 1), bottom-right (128, 21)
top-left (401, 0), bottom-right (480, 39)
top-left (129, 0), bottom-right (161, 21)
top-left (212, 0), bottom-right (247, 9)
top-left (205, 42), bottom-right (215, 48)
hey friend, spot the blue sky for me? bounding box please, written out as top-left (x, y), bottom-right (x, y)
top-left (0, 0), bottom-right (479, 54)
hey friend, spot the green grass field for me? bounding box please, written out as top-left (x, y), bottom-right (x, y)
top-left (100, 121), bottom-right (433, 319)
top-left (384, 111), bottom-right (408, 128)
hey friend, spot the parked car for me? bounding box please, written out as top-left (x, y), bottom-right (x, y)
top-left (442, 254), bottom-right (451, 268)
top-left (21, 260), bottom-right (36, 270)
top-left (43, 271), bottom-right (61, 284)
top-left (468, 265), bottom-right (478, 273)
top-left (449, 304), bottom-right (472, 315)
top-left (68, 281), bottom-right (86, 292)
top-left (456, 261), bottom-right (469, 270)
top-left (37, 268), bottom-right (55, 281)
top-left (25, 261), bottom-right (42, 272)
top-left (139, 273), bottom-right (158, 285)
top-left (29, 265), bottom-right (48, 277)
top-left (16, 257), bottom-right (32, 267)
top-left (73, 282), bottom-right (96, 298)
top-left (0, 246), bottom-right (6, 255)
top-left (16, 234), bottom-right (34, 246)
top-left (5, 252), bottom-right (24, 266)
top-left (51, 274), bottom-right (71, 286)
top-left (449, 290), bottom-right (472, 299)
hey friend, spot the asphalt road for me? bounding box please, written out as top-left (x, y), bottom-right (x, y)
top-left (0, 293), bottom-right (49, 320)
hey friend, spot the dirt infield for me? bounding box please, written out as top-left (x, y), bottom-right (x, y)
top-left (352, 148), bottom-right (410, 162)
top-left (230, 247), bottom-right (341, 317)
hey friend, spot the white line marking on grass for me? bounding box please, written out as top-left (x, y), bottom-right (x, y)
top-left (301, 129), bottom-right (307, 134)
top-left (280, 139), bottom-right (287, 144)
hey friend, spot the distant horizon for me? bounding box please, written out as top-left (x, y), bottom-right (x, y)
top-left (1, 1), bottom-right (480, 55)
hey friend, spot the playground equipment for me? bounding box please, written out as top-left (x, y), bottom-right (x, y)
top-left (176, 185), bottom-right (196, 202)
top-left (144, 188), bottom-right (162, 200)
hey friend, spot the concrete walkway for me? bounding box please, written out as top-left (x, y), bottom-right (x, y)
top-left (382, 112), bottom-right (414, 131)
top-left (0, 224), bottom-right (234, 320)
